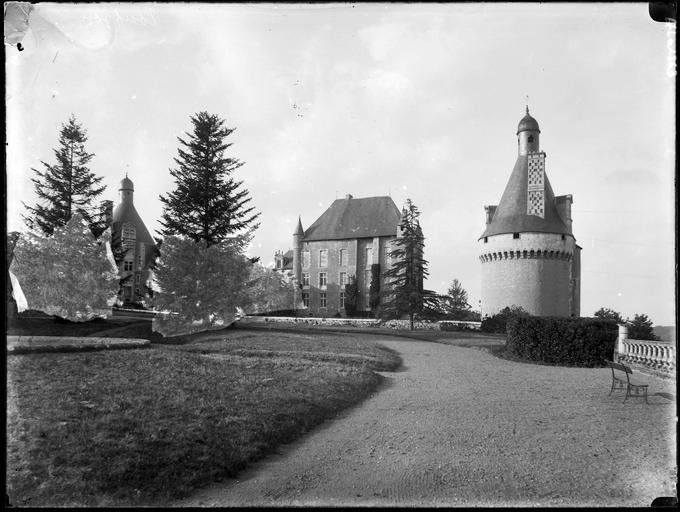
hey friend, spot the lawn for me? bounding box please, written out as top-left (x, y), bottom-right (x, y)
top-left (6, 330), bottom-right (401, 507)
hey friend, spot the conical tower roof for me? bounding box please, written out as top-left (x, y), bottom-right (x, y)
top-left (479, 154), bottom-right (571, 239)
top-left (294, 216), bottom-right (304, 235)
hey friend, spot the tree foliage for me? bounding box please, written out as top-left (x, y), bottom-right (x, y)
top-left (481, 305), bottom-right (530, 334)
top-left (344, 275), bottom-right (359, 317)
top-left (158, 111), bottom-right (261, 247)
top-left (593, 307), bottom-right (624, 323)
top-left (22, 115), bottom-right (107, 237)
top-left (369, 264), bottom-right (381, 313)
top-left (151, 235), bottom-right (252, 337)
top-left (380, 199), bottom-right (436, 330)
top-left (435, 278), bottom-right (474, 319)
top-left (243, 264), bottom-right (301, 315)
top-left (627, 313), bottom-right (660, 341)
top-left (9, 213), bottom-right (119, 321)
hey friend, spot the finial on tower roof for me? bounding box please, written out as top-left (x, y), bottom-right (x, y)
top-left (525, 94), bottom-right (529, 115)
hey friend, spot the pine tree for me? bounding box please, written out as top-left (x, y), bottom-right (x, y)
top-left (381, 199), bottom-right (436, 330)
top-left (22, 115), bottom-right (106, 236)
top-left (159, 112), bottom-right (261, 247)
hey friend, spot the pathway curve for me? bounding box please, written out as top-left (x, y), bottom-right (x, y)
top-left (172, 336), bottom-right (676, 507)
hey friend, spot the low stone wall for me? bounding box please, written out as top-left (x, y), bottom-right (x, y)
top-left (7, 336), bottom-right (150, 354)
top-left (615, 325), bottom-right (676, 378)
top-left (237, 316), bottom-right (481, 331)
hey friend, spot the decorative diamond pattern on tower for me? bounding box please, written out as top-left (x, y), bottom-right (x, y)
top-left (527, 152), bottom-right (545, 218)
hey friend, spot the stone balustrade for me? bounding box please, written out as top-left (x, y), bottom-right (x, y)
top-left (616, 324), bottom-right (676, 374)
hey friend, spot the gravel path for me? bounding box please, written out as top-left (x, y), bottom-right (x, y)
top-left (172, 336), bottom-right (676, 507)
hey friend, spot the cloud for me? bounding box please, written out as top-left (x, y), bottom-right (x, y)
top-left (362, 69), bottom-right (414, 101)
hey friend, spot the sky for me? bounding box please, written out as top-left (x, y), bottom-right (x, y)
top-left (5, 3), bottom-right (676, 325)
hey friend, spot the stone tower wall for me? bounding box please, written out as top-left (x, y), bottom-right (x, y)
top-left (480, 232), bottom-right (575, 317)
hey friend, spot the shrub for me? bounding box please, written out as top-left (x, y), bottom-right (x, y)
top-left (505, 316), bottom-right (618, 367)
top-left (480, 305), bottom-right (530, 333)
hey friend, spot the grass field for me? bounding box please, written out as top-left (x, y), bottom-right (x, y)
top-left (6, 330), bottom-right (401, 507)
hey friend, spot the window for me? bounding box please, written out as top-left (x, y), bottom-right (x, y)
top-left (340, 291), bottom-right (346, 308)
top-left (484, 237), bottom-right (488, 243)
top-left (135, 288), bottom-right (140, 297)
top-left (339, 271), bottom-right (347, 287)
top-left (513, 233), bottom-right (520, 239)
top-left (319, 249), bottom-right (328, 267)
top-left (138, 245), bottom-right (145, 269)
top-left (561, 234), bottom-right (566, 240)
top-left (302, 250), bottom-right (311, 268)
top-left (123, 261), bottom-right (133, 271)
top-left (319, 272), bottom-right (327, 288)
top-left (528, 135), bottom-right (534, 143)
top-left (135, 274), bottom-right (140, 284)
top-left (365, 247), bottom-right (373, 266)
top-left (302, 292), bottom-right (309, 307)
top-left (339, 249), bottom-right (348, 266)
top-left (276, 258), bottom-right (282, 269)
top-left (364, 269), bottom-right (372, 290)
top-left (302, 273), bottom-right (310, 287)
top-left (319, 292), bottom-right (327, 308)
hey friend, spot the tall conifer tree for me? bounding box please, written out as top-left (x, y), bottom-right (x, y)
top-left (22, 115), bottom-right (106, 236)
top-left (158, 112), bottom-right (261, 247)
top-left (381, 199), bottom-right (436, 330)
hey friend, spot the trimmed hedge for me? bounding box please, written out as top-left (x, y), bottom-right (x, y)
top-left (506, 316), bottom-right (618, 367)
top-left (480, 306), bottom-right (530, 334)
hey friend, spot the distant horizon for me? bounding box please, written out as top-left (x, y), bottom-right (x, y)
top-left (6, 3), bottom-right (675, 325)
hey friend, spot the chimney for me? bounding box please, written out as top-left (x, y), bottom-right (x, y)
top-left (555, 195), bottom-right (573, 231)
top-left (484, 205), bottom-right (497, 225)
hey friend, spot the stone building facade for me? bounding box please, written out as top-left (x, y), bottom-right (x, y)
top-left (479, 109), bottom-right (581, 318)
top-left (108, 176), bottom-right (159, 304)
top-left (276, 194), bottom-right (401, 316)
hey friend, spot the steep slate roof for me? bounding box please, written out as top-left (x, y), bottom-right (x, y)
top-left (303, 196), bottom-right (401, 241)
top-left (480, 155), bottom-right (571, 239)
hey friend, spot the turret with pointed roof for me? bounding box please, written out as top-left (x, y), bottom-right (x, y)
top-left (111, 175), bottom-right (159, 305)
top-left (479, 109), bottom-right (581, 318)
top-left (275, 194), bottom-right (401, 316)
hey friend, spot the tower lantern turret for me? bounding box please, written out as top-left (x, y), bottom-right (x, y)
top-left (517, 106), bottom-right (540, 155)
top-left (119, 174), bottom-right (134, 204)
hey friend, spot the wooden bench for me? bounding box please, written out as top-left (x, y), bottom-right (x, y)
top-left (606, 360), bottom-right (648, 403)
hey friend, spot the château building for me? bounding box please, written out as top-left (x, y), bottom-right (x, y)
top-left (275, 194), bottom-right (401, 316)
top-left (479, 108), bottom-right (581, 318)
top-left (107, 175), bottom-right (159, 304)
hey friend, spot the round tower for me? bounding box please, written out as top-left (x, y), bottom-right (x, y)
top-left (292, 217), bottom-right (304, 284)
top-left (479, 109), bottom-right (581, 318)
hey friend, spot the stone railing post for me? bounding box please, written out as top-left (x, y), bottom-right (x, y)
top-left (617, 324), bottom-right (628, 353)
